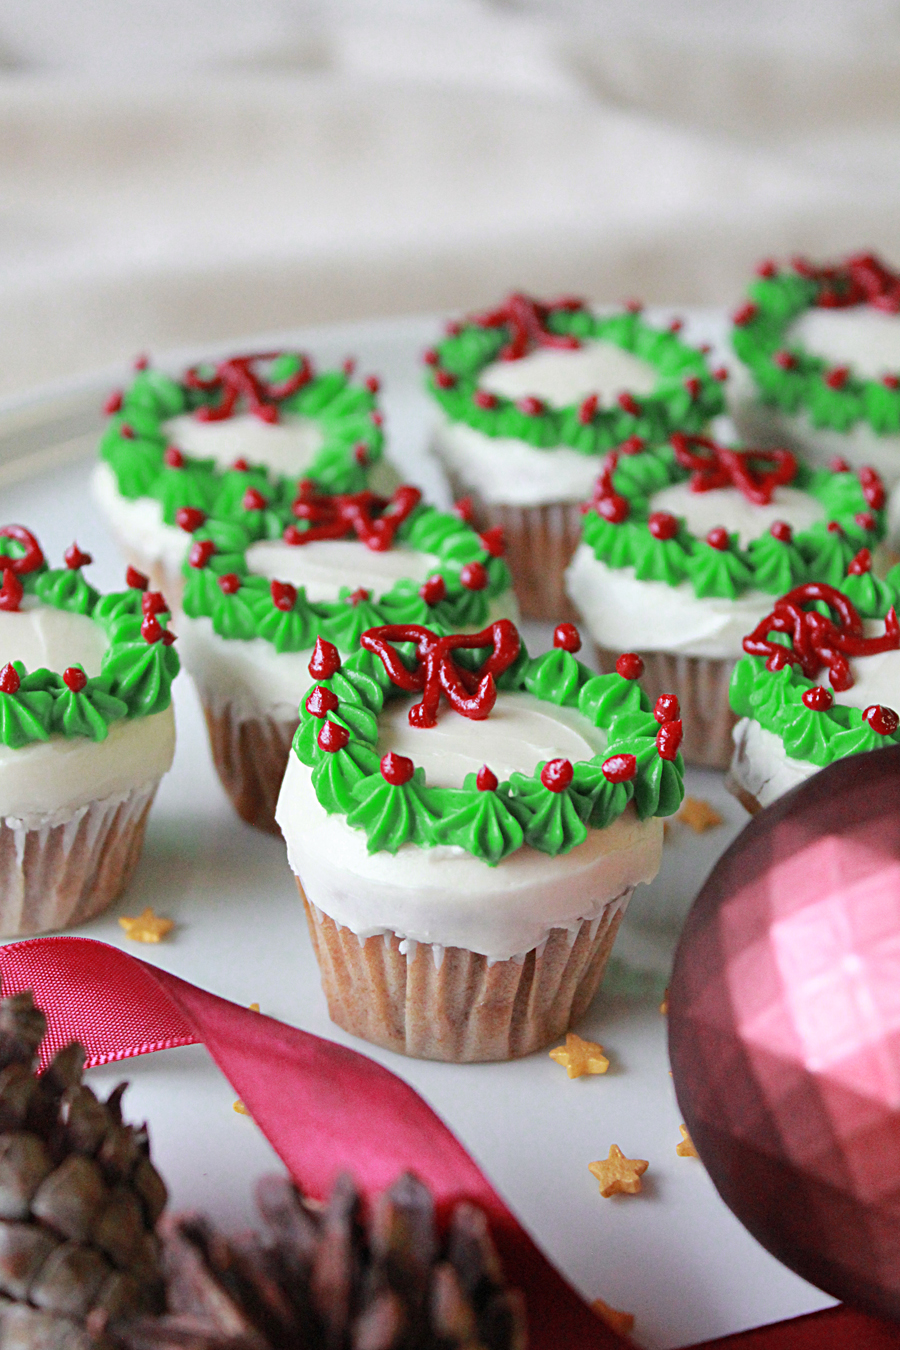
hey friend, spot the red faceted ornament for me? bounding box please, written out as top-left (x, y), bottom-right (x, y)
top-left (669, 746), bottom-right (900, 1323)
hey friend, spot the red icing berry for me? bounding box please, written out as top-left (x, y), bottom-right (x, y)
top-left (479, 526), bottom-right (505, 557)
top-left (454, 498), bottom-right (474, 523)
top-left (164, 446), bottom-right (184, 469)
top-left (141, 591), bottom-right (167, 618)
top-left (864, 704), bottom-right (900, 735)
top-left (64, 543), bottom-right (92, 570)
top-left (134, 353), bottom-right (149, 371)
top-left (343, 357), bottom-right (356, 377)
top-left (217, 573), bottom-right (241, 595)
top-left (578, 394), bottom-right (598, 424)
top-left (309, 637), bottom-right (341, 679)
top-left (706, 527), bottom-right (730, 551)
top-left (848, 548), bottom-right (872, 576)
top-left (684, 376), bottom-right (702, 400)
top-left (348, 587), bottom-right (370, 606)
top-left (856, 512), bottom-right (877, 532)
top-left (365, 375), bottom-right (380, 394)
top-left (62, 667), bottom-right (87, 693)
top-left (126, 566), bottom-right (149, 590)
top-left (598, 494), bottom-right (630, 524)
top-left (445, 321), bottom-right (462, 337)
top-left (474, 389), bottom-right (497, 410)
top-left (461, 561), bottom-right (488, 591)
top-left (757, 260), bottom-right (777, 278)
top-left (825, 366), bottom-right (850, 390)
top-left (119, 423), bottom-right (135, 440)
top-left (176, 507), bottom-right (206, 533)
top-left (669, 317), bottom-right (684, 333)
top-left (827, 520), bottom-right (844, 536)
top-left (803, 686), bottom-right (833, 711)
top-left (354, 444), bottom-right (369, 467)
top-left (420, 575), bottom-right (446, 606)
top-left (732, 302), bottom-right (758, 326)
top-left (422, 348), bottom-right (439, 366)
top-left (243, 487), bottom-right (268, 512)
top-left (541, 758), bottom-right (573, 793)
top-left (616, 652), bottom-right (644, 680)
top-left (231, 457), bottom-right (249, 471)
top-left (140, 615), bottom-right (163, 643)
top-left (654, 693), bottom-right (680, 724)
top-left (602, 753), bottom-right (637, 784)
top-left (656, 719), bottom-right (683, 760)
top-left (0, 663), bottom-right (20, 694)
top-left (370, 410), bottom-right (383, 428)
top-left (305, 686), bottom-right (339, 718)
top-left (103, 390), bottom-right (123, 415)
top-left (270, 580), bottom-right (296, 611)
top-left (0, 570), bottom-right (23, 613)
top-left (189, 539), bottom-right (215, 569)
top-left (773, 350), bottom-right (797, 370)
top-left (713, 366), bottom-right (729, 382)
top-left (619, 435), bottom-right (645, 456)
top-left (318, 721), bottom-right (349, 753)
top-left (518, 397), bottom-right (544, 417)
top-left (860, 466), bottom-right (886, 510)
top-left (770, 521), bottom-right (793, 543)
top-left (434, 370), bottom-right (456, 390)
top-left (625, 299), bottom-right (643, 314)
top-left (884, 374), bottom-right (900, 390)
top-left (618, 392), bottom-right (641, 417)
top-left (830, 456), bottom-right (851, 473)
top-left (476, 765), bottom-right (498, 792)
top-left (648, 511), bottom-right (678, 541)
top-left (381, 752), bottom-right (415, 786)
top-left (553, 623), bottom-right (581, 653)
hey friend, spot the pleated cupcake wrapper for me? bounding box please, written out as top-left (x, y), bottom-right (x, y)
top-left (0, 782), bottom-right (159, 937)
top-left (200, 695), bottom-right (297, 836)
top-left (596, 644), bottom-right (736, 770)
top-left (725, 721), bottom-right (766, 816)
top-left (299, 885), bottom-right (632, 1063)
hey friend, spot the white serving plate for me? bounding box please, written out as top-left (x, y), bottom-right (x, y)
top-left (0, 312), bottom-right (834, 1349)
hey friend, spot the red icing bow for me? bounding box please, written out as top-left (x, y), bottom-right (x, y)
top-left (743, 582), bottom-right (900, 691)
top-left (472, 293), bottom-right (584, 361)
top-left (0, 526), bottom-right (44, 613)
top-left (285, 483), bottom-right (422, 553)
top-left (361, 621), bottom-right (521, 727)
top-left (184, 351), bottom-right (314, 424)
top-left (671, 433), bottom-right (796, 506)
top-left (793, 252), bottom-right (900, 314)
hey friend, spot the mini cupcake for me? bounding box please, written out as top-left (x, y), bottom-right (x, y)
top-left (730, 253), bottom-right (900, 539)
top-left (178, 482), bottom-right (518, 834)
top-left (93, 350), bottom-right (388, 599)
top-left (564, 434), bottom-right (887, 769)
top-left (0, 525), bottom-right (178, 934)
top-left (425, 292), bottom-right (726, 621)
top-left (275, 618), bottom-right (684, 1062)
top-left (728, 574), bottom-right (900, 812)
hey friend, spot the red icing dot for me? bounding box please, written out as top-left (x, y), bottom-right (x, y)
top-left (654, 693), bottom-right (680, 724)
top-left (231, 457), bottom-right (249, 472)
top-left (354, 444), bottom-right (369, 466)
top-left (134, 353), bottom-right (149, 371)
top-left (618, 392), bottom-right (641, 417)
top-left (865, 704), bottom-right (900, 735)
top-left (598, 494), bottom-right (630, 524)
top-left (64, 543), bottom-right (92, 570)
top-left (461, 561), bottom-right (488, 591)
top-left (616, 652), bottom-right (644, 680)
top-left (774, 350), bottom-right (796, 370)
top-left (365, 375), bottom-right (380, 394)
top-left (62, 667), bottom-right (87, 693)
top-left (306, 686), bottom-right (339, 718)
top-left (757, 260), bottom-right (777, 278)
top-left (370, 410), bottom-right (383, 428)
top-left (883, 374), bottom-right (900, 390)
top-left (770, 520), bottom-right (793, 543)
top-left (422, 348), bottom-right (439, 366)
top-left (243, 487), bottom-right (268, 512)
top-left (625, 299), bottom-right (643, 314)
top-left (270, 580), bottom-right (296, 611)
top-left (381, 751), bottom-right (415, 786)
top-left (476, 765), bottom-right (498, 792)
top-left (856, 511), bottom-right (877, 532)
top-left (0, 570), bottom-right (23, 613)
top-left (732, 302), bottom-right (758, 326)
top-left (141, 591), bottom-right (167, 618)
top-left (669, 318), bottom-right (684, 334)
top-left (434, 370), bottom-right (456, 390)
top-left (579, 394), bottom-right (598, 424)
top-left (176, 507), bottom-right (206, 533)
top-left (830, 456), bottom-right (851, 473)
top-left (541, 759), bottom-right (573, 793)
top-left (474, 389), bottom-right (498, 410)
top-left (189, 539), bottom-right (215, 569)
top-left (713, 366), bottom-right (729, 382)
top-left (445, 321), bottom-right (462, 337)
top-left (343, 358), bottom-right (356, 377)
top-left (619, 435), bottom-right (645, 456)
top-left (0, 663), bottom-right (20, 694)
top-left (848, 548), bottom-right (872, 575)
top-left (318, 721), bottom-right (349, 753)
top-left (684, 376), bottom-right (702, 400)
top-left (518, 397), bottom-right (544, 417)
top-left (479, 526), bottom-right (505, 557)
top-left (860, 466), bottom-right (886, 510)
top-left (126, 566), bottom-right (149, 590)
top-left (554, 623), bottom-right (581, 653)
top-left (803, 686), bottom-right (834, 711)
top-left (164, 446), bottom-right (184, 469)
top-left (827, 520), bottom-right (844, 536)
top-left (825, 366), bottom-right (850, 390)
top-left (348, 587), bottom-right (370, 606)
top-left (140, 615), bottom-right (164, 644)
top-left (648, 511), bottom-right (678, 541)
top-left (217, 573), bottom-right (241, 595)
top-left (454, 497), bottom-right (474, 524)
top-left (103, 390), bottom-right (123, 415)
top-left (602, 753), bottom-right (637, 784)
top-left (706, 527), bottom-right (730, 551)
top-left (656, 719), bottom-right (683, 760)
top-left (309, 638), bottom-right (341, 679)
top-left (420, 575), bottom-right (446, 606)
top-left (119, 423), bottom-right (135, 440)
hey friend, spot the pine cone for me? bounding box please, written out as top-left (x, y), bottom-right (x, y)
top-left (117, 1172), bottom-right (527, 1350)
top-left (0, 993), bottom-right (168, 1350)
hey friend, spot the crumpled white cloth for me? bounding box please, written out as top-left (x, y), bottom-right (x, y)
top-left (0, 0), bottom-right (899, 394)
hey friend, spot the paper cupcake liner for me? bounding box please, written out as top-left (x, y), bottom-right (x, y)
top-left (724, 773), bottom-right (763, 815)
top-left (299, 886), bottom-right (632, 1062)
top-left (596, 645), bottom-right (736, 770)
top-left (0, 782), bottom-right (158, 937)
top-left (201, 698), bottom-right (297, 835)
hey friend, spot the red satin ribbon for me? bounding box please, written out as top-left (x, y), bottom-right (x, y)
top-left (0, 937), bottom-right (894, 1350)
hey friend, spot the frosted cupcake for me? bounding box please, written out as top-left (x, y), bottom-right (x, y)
top-left (178, 482), bottom-right (518, 834)
top-left (425, 292), bottom-right (725, 620)
top-left (275, 618), bottom-right (684, 1061)
top-left (93, 351), bottom-right (388, 600)
top-left (0, 525), bottom-right (178, 934)
top-left (565, 434), bottom-right (886, 769)
top-left (728, 574), bottom-right (900, 812)
top-left (730, 253), bottom-right (900, 541)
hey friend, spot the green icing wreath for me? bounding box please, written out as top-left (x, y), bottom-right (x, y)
top-left (424, 295), bottom-right (725, 455)
top-left (731, 256), bottom-right (900, 436)
top-left (293, 633), bottom-right (684, 866)
top-left (578, 439), bottom-right (886, 602)
top-left (0, 529), bottom-right (179, 750)
top-left (98, 352), bottom-right (385, 523)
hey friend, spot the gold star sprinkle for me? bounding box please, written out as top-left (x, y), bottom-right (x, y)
top-left (678, 797), bottom-right (724, 833)
top-left (676, 1124), bottom-right (698, 1157)
top-left (119, 907), bottom-right (174, 943)
top-left (659, 987), bottom-right (669, 1015)
top-left (592, 1298), bottom-right (635, 1337)
top-left (549, 1032), bottom-right (609, 1079)
top-left (589, 1145), bottom-right (648, 1197)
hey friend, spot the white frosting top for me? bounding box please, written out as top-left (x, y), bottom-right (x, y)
top-left (0, 603), bottom-right (107, 676)
top-left (647, 481), bottom-right (824, 549)
top-left (479, 340), bottom-right (658, 407)
top-left (163, 411), bottom-right (324, 476)
top-left (275, 690), bottom-right (662, 959)
top-left (245, 538), bottom-right (438, 603)
top-left (787, 307), bottom-right (900, 380)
